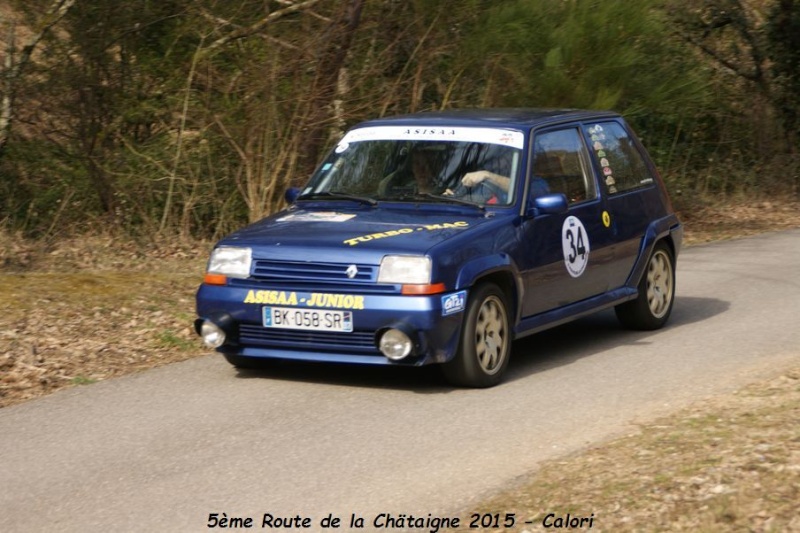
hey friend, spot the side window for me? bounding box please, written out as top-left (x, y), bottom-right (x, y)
top-left (531, 128), bottom-right (596, 204)
top-left (584, 122), bottom-right (654, 195)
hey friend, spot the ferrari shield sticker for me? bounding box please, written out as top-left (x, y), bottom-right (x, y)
top-left (562, 216), bottom-right (590, 277)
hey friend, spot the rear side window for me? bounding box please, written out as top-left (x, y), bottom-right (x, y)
top-left (530, 128), bottom-right (596, 204)
top-left (583, 122), bottom-right (654, 195)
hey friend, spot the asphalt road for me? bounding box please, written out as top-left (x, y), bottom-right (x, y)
top-left (2, 230), bottom-right (799, 532)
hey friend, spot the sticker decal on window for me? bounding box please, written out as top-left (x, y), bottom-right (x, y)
top-left (588, 124), bottom-right (618, 194)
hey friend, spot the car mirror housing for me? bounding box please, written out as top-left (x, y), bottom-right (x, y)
top-left (284, 187), bottom-right (301, 204)
top-left (527, 193), bottom-right (569, 217)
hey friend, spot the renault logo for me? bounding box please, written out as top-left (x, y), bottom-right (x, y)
top-left (346, 264), bottom-right (358, 279)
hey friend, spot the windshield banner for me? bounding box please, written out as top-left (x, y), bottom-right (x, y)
top-left (339, 126), bottom-right (525, 150)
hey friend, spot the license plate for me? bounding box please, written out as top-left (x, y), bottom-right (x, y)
top-left (263, 307), bottom-right (353, 332)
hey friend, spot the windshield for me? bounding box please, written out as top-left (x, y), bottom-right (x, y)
top-left (302, 126), bottom-right (524, 207)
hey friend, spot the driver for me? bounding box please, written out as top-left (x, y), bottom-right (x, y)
top-left (444, 149), bottom-right (513, 204)
top-left (378, 144), bottom-right (513, 205)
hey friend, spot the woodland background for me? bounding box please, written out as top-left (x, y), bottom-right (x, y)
top-left (1, 0), bottom-right (798, 240)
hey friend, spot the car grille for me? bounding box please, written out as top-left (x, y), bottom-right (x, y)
top-left (238, 325), bottom-right (380, 355)
top-left (231, 259), bottom-right (397, 293)
top-left (252, 259), bottom-right (376, 283)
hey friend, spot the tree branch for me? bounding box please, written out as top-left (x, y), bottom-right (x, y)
top-left (681, 33), bottom-right (761, 81)
top-left (204, 0), bottom-right (324, 54)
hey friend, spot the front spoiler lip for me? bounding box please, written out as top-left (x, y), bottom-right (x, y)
top-left (219, 345), bottom-right (432, 366)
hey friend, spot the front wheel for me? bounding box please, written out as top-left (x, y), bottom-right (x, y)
top-left (615, 242), bottom-right (675, 330)
top-left (442, 283), bottom-right (512, 388)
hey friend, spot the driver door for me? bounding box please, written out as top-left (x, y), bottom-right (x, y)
top-left (517, 126), bottom-right (616, 317)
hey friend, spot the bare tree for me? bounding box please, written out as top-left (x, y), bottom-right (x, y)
top-left (0, 0), bottom-right (76, 156)
top-left (672, 0), bottom-right (770, 94)
top-left (296, 0), bottom-right (365, 180)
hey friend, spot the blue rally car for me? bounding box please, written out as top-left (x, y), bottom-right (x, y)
top-left (195, 109), bottom-right (682, 387)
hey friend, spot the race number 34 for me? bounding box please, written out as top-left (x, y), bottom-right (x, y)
top-left (562, 216), bottom-right (590, 277)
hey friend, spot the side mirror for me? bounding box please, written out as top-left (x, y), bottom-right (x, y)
top-left (526, 193), bottom-right (569, 218)
top-left (284, 187), bottom-right (301, 204)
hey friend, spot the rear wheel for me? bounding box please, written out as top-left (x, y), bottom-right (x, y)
top-left (615, 242), bottom-right (675, 330)
top-left (442, 283), bottom-right (511, 388)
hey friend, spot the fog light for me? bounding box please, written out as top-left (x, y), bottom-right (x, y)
top-left (201, 320), bottom-right (226, 348)
top-left (379, 329), bottom-right (412, 360)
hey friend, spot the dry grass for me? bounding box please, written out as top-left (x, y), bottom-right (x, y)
top-left (0, 234), bottom-right (211, 407)
top-left (677, 198), bottom-right (800, 245)
top-left (0, 270), bottom-right (206, 406)
top-left (455, 368), bottom-right (800, 532)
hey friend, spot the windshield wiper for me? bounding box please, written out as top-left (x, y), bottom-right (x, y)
top-left (296, 191), bottom-right (377, 206)
top-left (416, 193), bottom-right (486, 211)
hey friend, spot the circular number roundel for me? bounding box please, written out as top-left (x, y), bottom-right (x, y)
top-left (562, 216), bottom-right (590, 277)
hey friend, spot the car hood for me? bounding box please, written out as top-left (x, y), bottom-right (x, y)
top-left (220, 204), bottom-right (499, 262)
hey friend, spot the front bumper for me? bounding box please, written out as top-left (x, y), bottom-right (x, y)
top-left (195, 284), bottom-right (467, 366)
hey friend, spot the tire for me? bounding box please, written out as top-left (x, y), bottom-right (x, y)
top-left (615, 242), bottom-right (675, 330)
top-left (442, 283), bottom-right (512, 388)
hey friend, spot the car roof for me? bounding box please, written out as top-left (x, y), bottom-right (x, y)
top-left (354, 108), bottom-right (621, 131)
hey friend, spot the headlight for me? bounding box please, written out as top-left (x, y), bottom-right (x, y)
top-left (207, 246), bottom-right (252, 278)
top-left (377, 255), bottom-right (431, 284)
